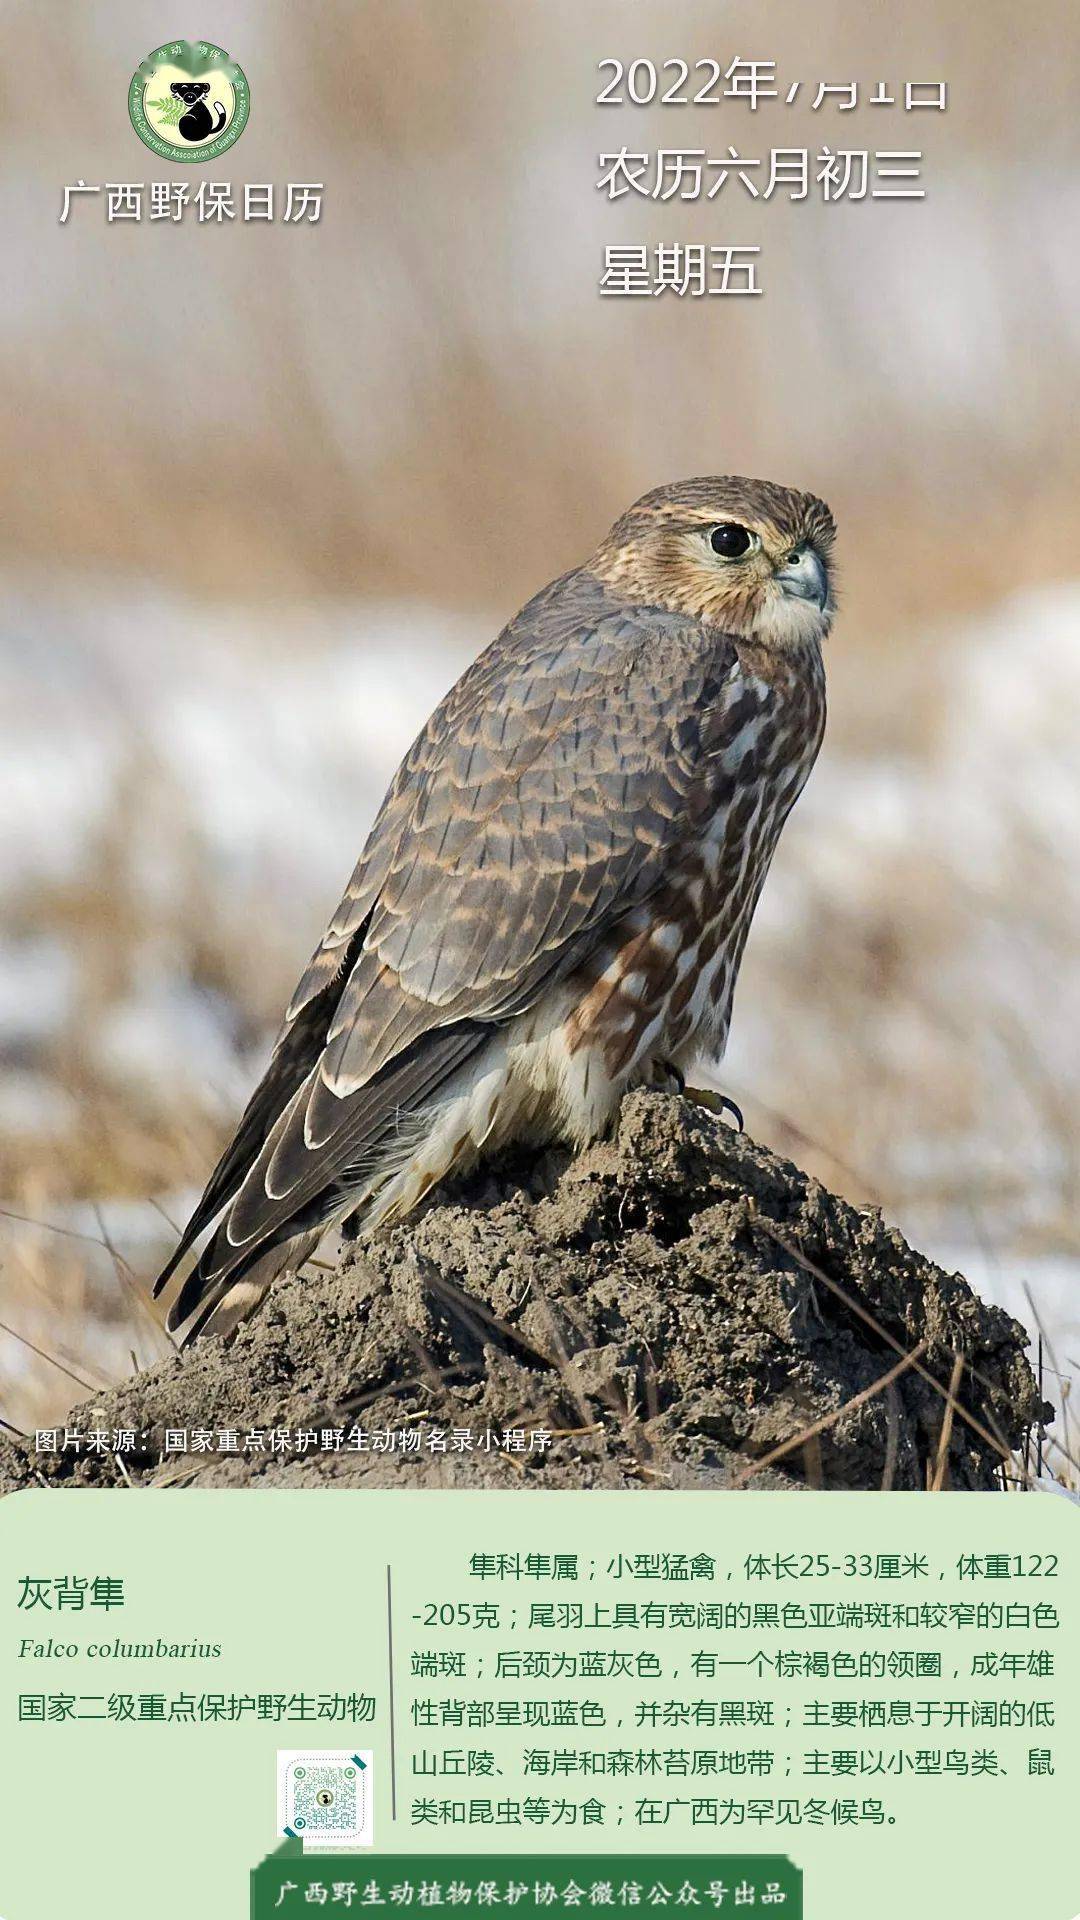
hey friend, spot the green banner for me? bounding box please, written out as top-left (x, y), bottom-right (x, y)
top-left (252, 1850), bottom-right (802, 1918)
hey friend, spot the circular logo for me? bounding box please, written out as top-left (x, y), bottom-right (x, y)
top-left (128, 40), bottom-right (249, 163)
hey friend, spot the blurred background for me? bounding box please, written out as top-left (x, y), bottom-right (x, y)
top-left (2, 1), bottom-right (1078, 1472)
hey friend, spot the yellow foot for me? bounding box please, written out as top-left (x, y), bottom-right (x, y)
top-left (683, 1086), bottom-right (744, 1132)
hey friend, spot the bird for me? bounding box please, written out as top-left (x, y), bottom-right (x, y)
top-left (155, 475), bottom-right (835, 1342)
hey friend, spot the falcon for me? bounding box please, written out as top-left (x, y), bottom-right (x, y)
top-left (156, 476), bottom-right (835, 1340)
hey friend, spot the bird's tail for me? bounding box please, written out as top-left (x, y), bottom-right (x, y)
top-left (170, 1231), bottom-right (320, 1344)
top-left (156, 1020), bottom-right (492, 1343)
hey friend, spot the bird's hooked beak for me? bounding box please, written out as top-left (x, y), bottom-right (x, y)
top-left (775, 544), bottom-right (828, 609)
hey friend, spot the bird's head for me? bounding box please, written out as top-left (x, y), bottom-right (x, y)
top-left (591, 476), bottom-right (836, 648)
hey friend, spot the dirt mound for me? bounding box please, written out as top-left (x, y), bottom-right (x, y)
top-left (0, 1092), bottom-right (1046, 1494)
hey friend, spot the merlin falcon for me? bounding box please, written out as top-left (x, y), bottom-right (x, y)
top-left (157, 476), bottom-right (836, 1340)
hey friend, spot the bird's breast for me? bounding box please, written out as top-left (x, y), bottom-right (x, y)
top-left (561, 650), bottom-right (824, 1083)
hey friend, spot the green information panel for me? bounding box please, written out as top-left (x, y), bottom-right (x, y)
top-left (1, 1490), bottom-right (1076, 1920)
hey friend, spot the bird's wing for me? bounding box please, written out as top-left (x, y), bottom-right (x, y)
top-left (159, 571), bottom-right (742, 1323)
top-left (152, 922), bottom-right (370, 1296)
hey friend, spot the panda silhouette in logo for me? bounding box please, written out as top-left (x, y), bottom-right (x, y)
top-left (170, 81), bottom-right (227, 143)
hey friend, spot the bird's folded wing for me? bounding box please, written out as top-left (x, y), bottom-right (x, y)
top-left (157, 577), bottom-right (739, 1310)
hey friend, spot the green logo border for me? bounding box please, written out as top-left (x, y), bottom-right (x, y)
top-left (128, 39), bottom-right (250, 164)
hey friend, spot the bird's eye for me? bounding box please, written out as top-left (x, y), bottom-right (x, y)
top-left (709, 523), bottom-right (753, 559)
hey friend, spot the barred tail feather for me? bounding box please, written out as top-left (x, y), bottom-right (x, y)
top-left (160, 1021), bottom-right (490, 1338)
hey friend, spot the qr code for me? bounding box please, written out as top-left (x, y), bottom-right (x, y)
top-left (290, 1761), bottom-right (359, 1831)
top-left (277, 1750), bottom-right (373, 1851)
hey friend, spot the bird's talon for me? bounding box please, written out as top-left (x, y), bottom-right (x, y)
top-left (684, 1086), bottom-right (744, 1132)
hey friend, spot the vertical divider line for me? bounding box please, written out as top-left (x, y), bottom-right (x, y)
top-left (386, 1563), bottom-right (398, 1819)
